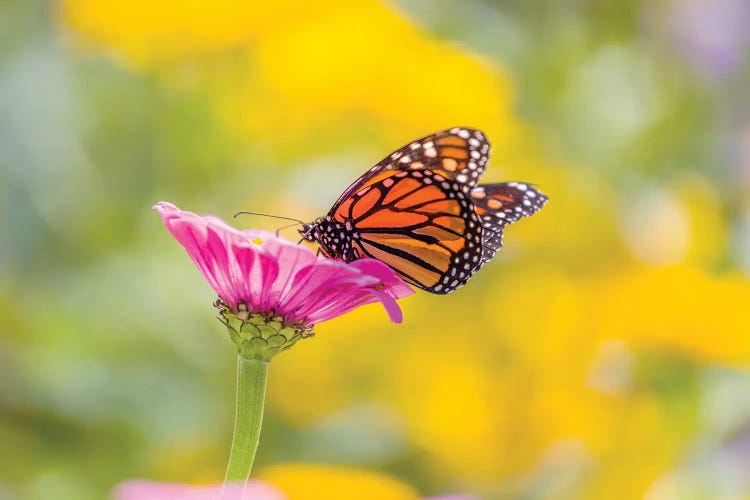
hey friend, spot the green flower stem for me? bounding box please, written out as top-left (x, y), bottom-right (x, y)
top-left (224, 356), bottom-right (269, 483)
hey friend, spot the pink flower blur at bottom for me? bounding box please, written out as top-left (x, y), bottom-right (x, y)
top-left (113, 480), bottom-right (474, 500)
top-left (114, 481), bottom-right (284, 500)
top-left (154, 202), bottom-right (413, 329)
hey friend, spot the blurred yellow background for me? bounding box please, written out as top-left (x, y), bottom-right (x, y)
top-left (2, 0), bottom-right (750, 498)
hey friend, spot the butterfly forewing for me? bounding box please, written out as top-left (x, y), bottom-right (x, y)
top-left (332, 169), bottom-right (483, 294)
top-left (471, 182), bottom-right (548, 265)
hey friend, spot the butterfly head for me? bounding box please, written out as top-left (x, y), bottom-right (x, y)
top-left (299, 219), bottom-right (323, 243)
top-left (299, 216), bottom-right (353, 260)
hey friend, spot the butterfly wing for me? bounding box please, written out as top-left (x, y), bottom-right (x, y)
top-left (380, 127), bottom-right (490, 186)
top-left (470, 182), bottom-right (548, 265)
top-left (315, 128), bottom-right (546, 294)
top-left (328, 127), bottom-right (491, 211)
top-left (330, 168), bottom-right (483, 294)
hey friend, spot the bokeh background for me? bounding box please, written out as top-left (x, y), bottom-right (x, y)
top-left (2, 0), bottom-right (750, 498)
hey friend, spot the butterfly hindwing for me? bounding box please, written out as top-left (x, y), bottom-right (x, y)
top-left (470, 182), bottom-right (548, 265)
top-left (329, 128), bottom-right (491, 210)
top-left (378, 127), bottom-right (490, 187)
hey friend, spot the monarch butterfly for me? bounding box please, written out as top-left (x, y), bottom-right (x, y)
top-left (300, 127), bottom-right (548, 294)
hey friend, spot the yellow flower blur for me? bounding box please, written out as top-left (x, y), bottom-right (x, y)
top-left (63, 0), bottom-right (514, 156)
top-left (258, 464), bottom-right (418, 500)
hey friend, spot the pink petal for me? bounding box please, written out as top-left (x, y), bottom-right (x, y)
top-left (250, 250), bottom-right (280, 313)
top-left (368, 289), bottom-right (404, 324)
top-left (282, 262), bottom-right (372, 318)
top-left (231, 243), bottom-right (258, 308)
top-left (259, 238), bottom-right (318, 308)
top-left (203, 225), bottom-right (237, 304)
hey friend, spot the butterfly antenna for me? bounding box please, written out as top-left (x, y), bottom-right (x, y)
top-left (233, 211), bottom-right (305, 224)
top-left (273, 221), bottom-right (304, 237)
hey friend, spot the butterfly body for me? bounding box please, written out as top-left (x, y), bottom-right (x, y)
top-left (302, 128), bottom-right (547, 294)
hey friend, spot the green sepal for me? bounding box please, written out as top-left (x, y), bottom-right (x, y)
top-left (215, 299), bottom-right (312, 361)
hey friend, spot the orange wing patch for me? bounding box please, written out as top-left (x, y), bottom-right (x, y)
top-left (382, 177), bottom-right (422, 205)
top-left (361, 234), bottom-right (452, 269)
top-left (356, 238), bottom-right (444, 288)
top-left (438, 147), bottom-right (469, 160)
top-left (349, 187), bottom-right (382, 219)
top-left (435, 135), bottom-right (467, 147)
top-left (415, 199), bottom-right (461, 216)
top-left (335, 197), bottom-right (354, 219)
top-left (350, 170), bottom-right (395, 195)
top-left (393, 184), bottom-right (445, 209)
top-left (356, 209), bottom-right (428, 229)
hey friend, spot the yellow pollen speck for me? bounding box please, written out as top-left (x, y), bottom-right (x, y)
top-left (252, 237), bottom-right (264, 245)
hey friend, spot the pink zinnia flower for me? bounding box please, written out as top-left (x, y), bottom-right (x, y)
top-left (154, 202), bottom-right (413, 358)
